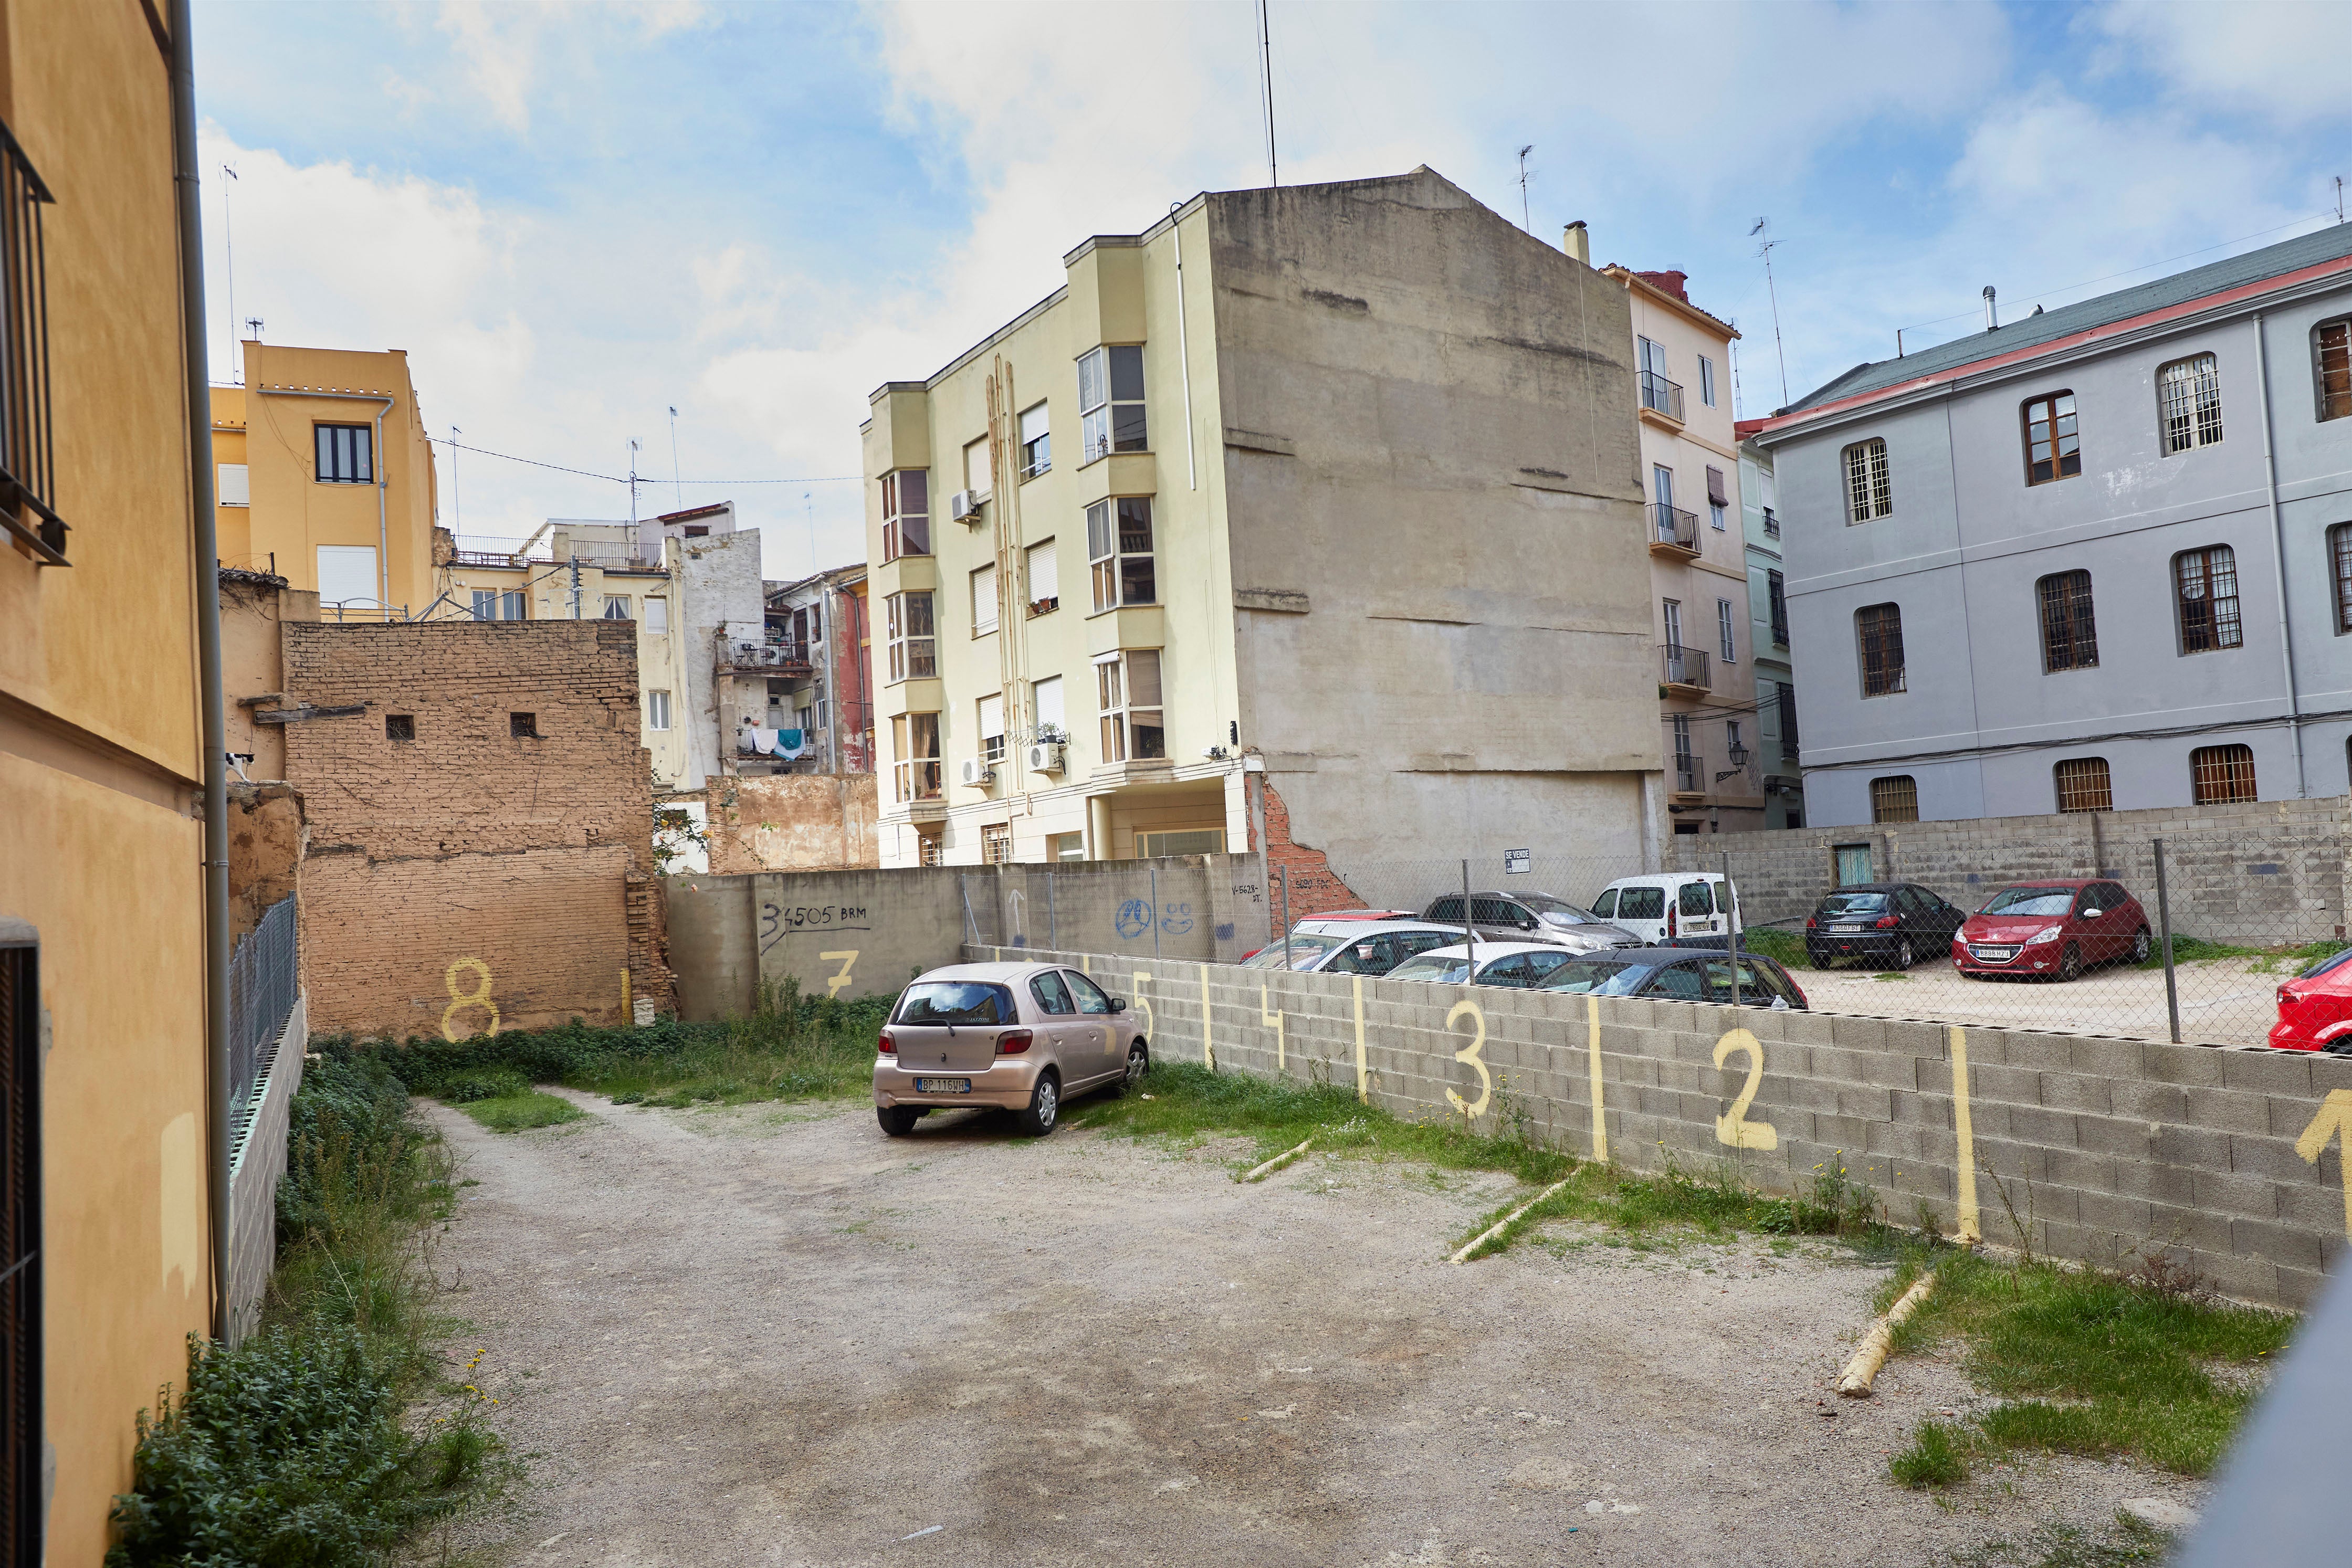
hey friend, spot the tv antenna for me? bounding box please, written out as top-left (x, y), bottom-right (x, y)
top-left (2336, 175), bottom-right (2345, 225)
top-left (667, 405), bottom-right (682, 507)
top-left (450, 425), bottom-right (462, 531)
top-left (1254, 0), bottom-right (1278, 187)
top-left (1516, 145), bottom-right (1535, 231)
top-left (1750, 217), bottom-right (1790, 407)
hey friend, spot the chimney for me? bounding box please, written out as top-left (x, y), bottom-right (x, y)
top-left (1561, 220), bottom-right (1589, 266)
top-left (1983, 285), bottom-right (1998, 331)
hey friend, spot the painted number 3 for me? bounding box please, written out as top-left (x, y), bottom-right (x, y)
top-left (442, 957), bottom-right (500, 1043)
top-left (1713, 1028), bottom-right (1777, 1150)
top-left (1446, 998), bottom-right (1492, 1120)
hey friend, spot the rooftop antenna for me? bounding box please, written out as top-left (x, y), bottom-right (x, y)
top-left (221, 164), bottom-right (239, 383)
top-left (1516, 144), bottom-right (1535, 231)
top-left (805, 489), bottom-right (816, 575)
top-left (1255, 0), bottom-right (1277, 188)
top-left (628, 438), bottom-right (640, 530)
top-left (1749, 217), bottom-right (1790, 407)
top-left (244, 316), bottom-right (263, 344)
top-left (2337, 175), bottom-right (2345, 224)
top-left (667, 405), bottom-right (682, 507)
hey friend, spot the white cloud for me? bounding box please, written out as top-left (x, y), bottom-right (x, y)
top-left (2097, 0), bottom-right (2352, 125)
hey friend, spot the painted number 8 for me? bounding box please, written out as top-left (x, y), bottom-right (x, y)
top-left (442, 957), bottom-right (501, 1042)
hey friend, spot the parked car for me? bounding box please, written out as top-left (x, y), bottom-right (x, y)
top-left (1588, 873), bottom-right (1741, 945)
top-left (1534, 947), bottom-right (1809, 1009)
top-left (1384, 941), bottom-right (1591, 988)
top-left (1804, 882), bottom-right (1970, 970)
top-left (1238, 919), bottom-right (1463, 976)
top-left (1418, 890), bottom-right (1642, 953)
top-left (874, 962), bottom-right (1147, 1138)
top-left (2269, 947), bottom-right (2352, 1051)
top-left (1952, 879), bottom-right (2152, 982)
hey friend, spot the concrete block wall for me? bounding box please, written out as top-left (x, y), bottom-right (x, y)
top-left (971, 943), bottom-right (2352, 1310)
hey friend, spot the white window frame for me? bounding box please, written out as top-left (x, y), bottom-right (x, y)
top-left (1017, 403), bottom-right (1051, 479)
top-left (1087, 497), bottom-right (1156, 613)
top-left (1077, 344), bottom-right (1148, 464)
top-left (978, 692), bottom-right (1005, 764)
top-left (1843, 437), bottom-right (1892, 522)
top-left (647, 689), bottom-right (672, 731)
top-left (217, 462), bottom-right (250, 507)
top-left (1717, 597), bottom-right (1736, 664)
top-left (1095, 648), bottom-right (1165, 764)
top-left (1699, 355), bottom-right (1717, 408)
top-left (971, 562), bottom-right (999, 636)
top-left (886, 590), bottom-right (936, 681)
top-left (602, 594), bottom-right (631, 620)
top-left (1025, 536), bottom-right (1059, 614)
top-left (2157, 352), bottom-right (2223, 455)
top-left (644, 597), bottom-right (669, 635)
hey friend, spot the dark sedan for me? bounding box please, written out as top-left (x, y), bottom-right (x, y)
top-left (1534, 947), bottom-right (1810, 1008)
top-left (1804, 883), bottom-right (1968, 971)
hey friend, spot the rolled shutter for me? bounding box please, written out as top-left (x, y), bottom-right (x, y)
top-left (1706, 466), bottom-right (1729, 507)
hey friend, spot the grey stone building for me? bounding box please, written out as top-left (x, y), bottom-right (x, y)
top-left (1754, 225), bottom-right (2352, 827)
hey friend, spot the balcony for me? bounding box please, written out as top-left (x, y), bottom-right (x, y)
top-left (1648, 503), bottom-right (1700, 560)
top-left (1659, 644), bottom-right (1710, 697)
top-left (716, 638), bottom-right (813, 677)
top-left (1672, 751), bottom-right (1704, 798)
top-left (1638, 371), bottom-right (1685, 428)
top-left (1762, 507), bottom-right (1780, 540)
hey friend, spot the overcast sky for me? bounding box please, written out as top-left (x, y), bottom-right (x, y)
top-left (194, 0), bottom-right (2352, 580)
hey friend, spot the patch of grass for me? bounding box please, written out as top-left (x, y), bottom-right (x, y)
top-left (1948, 1513), bottom-right (2172, 1567)
top-left (1738, 928), bottom-right (1810, 970)
top-left (2136, 934), bottom-right (2339, 972)
top-left (1890, 1419), bottom-right (1969, 1488)
top-left (453, 1089), bottom-right (587, 1133)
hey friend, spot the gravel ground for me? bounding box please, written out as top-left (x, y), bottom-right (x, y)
top-left (427, 1090), bottom-right (2203, 1567)
top-left (1794, 951), bottom-right (2283, 1047)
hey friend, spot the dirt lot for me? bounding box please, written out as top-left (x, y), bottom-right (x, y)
top-left (432, 1092), bottom-right (2200, 1567)
top-left (1794, 952), bottom-right (2284, 1048)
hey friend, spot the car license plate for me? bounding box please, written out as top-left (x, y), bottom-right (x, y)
top-left (1832, 923), bottom-right (1863, 933)
top-left (1972, 946), bottom-right (2017, 961)
top-left (914, 1077), bottom-right (971, 1094)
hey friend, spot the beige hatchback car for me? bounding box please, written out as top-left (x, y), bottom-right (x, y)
top-left (874, 961), bottom-right (1147, 1137)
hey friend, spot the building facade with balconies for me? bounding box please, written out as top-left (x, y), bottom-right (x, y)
top-left (1597, 257), bottom-right (1765, 834)
top-left (1737, 425), bottom-right (1803, 824)
top-left (864, 169), bottom-right (1664, 874)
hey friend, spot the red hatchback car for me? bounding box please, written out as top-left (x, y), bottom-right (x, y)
top-left (2270, 948), bottom-right (2352, 1051)
top-left (1952, 878), bottom-right (2152, 982)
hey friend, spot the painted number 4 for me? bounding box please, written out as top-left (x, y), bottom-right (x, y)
top-left (2296, 1089), bottom-right (2352, 1236)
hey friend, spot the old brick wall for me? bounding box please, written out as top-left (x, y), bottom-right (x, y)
top-left (282, 620), bottom-right (673, 1036)
top-left (705, 773), bottom-right (880, 874)
top-left (1255, 777), bottom-right (1370, 920)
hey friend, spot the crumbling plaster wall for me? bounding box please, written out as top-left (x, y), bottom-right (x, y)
top-left (705, 772), bottom-right (881, 874)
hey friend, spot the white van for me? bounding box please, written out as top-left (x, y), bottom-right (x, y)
top-left (1589, 873), bottom-right (1742, 945)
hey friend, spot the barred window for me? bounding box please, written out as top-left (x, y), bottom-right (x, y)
top-left (2157, 353), bottom-right (2223, 454)
top-left (2316, 318), bottom-right (2350, 422)
top-left (2190, 743), bottom-right (2256, 805)
top-left (2053, 756), bottom-right (2112, 813)
top-left (2332, 522), bottom-right (2352, 635)
top-left (2175, 545), bottom-right (2242, 654)
top-left (1856, 602), bottom-right (1906, 697)
top-left (981, 822), bottom-right (1013, 864)
top-left (1843, 438), bottom-right (1891, 522)
top-left (2036, 570), bottom-right (2098, 672)
top-left (2022, 391), bottom-right (2080, 485)
top-left (1870, 775), bottom-right (1918, 824)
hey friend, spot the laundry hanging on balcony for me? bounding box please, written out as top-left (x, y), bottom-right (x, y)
top-left (777, 728), bottom-right (808, 760)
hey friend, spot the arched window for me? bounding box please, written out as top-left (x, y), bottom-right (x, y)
top-left (2053, 757), bottom-right (2112, 813)
top-left (2157, 353), bottom-right (2223, 453)
top-left (2190, 744), bottom-right (2256, 805)
top-left (1842, 437), bottom-right (1892, 522)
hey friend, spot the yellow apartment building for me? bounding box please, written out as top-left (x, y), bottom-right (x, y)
top-left (0, 4), bottom-right (226, 1562)
top-left (865, 170), bottom-right (1663, 874)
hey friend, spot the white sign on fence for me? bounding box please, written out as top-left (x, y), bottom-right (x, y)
top-left (1503, 849), bottom-right (1531, 876)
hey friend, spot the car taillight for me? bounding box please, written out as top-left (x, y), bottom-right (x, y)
top-left (1667, 905), bottom-right (1677, 938)
top-left (877, 1029), bottom-right (897, 1055)
top-left (2280, 988), bottom-right (2302, 1005)
top-left (996, 1029), bottom-right (1035, 1055)
top-left (1875, 915), bottom-right (1900, 929)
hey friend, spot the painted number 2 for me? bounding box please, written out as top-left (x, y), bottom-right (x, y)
top-left (1712, 1028), bottom-right (1777, 1150)
top-left (1446, 997), bottom-right (1491, 1120)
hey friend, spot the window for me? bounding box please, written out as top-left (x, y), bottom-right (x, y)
top-left (1706, 465), bottom-right (1729, 530)
top-left (2191, 743), bottom-right (2257, 804)
top-left (1051, 832), bottom-right (1087, 862)
top-left (1025, 537), bottom-right (1059, 615)
top-left (1717, 597), bottom-right (1736, 664)
top-left (2316, 318), bottom-right (2350, 422)
top-left (1662, 597), bottom-right (1683, 652)
top-left (1637, 336), bottom-right (1678, 419)
top-left (1096, 648), bottom-right (1164, 763)
top-left (981, 822), bottom-right (1013, 864)
top-left (645, 597), bottom-right (668, 635)
top-left (1842, 438), bottom-right (1892, 522)
top-left (1726, 719), bottom-right (1745, 763)
top-left (318, 545), bottom-right (378, 612)
top-left (385, 714), bottom-right (414, 741)
top-left (1870, 775), bottom-right (1918, 824)
top-left (1087, 497), bottom-right (1156, 612)
top-left (0, 938), bottom-right (41, 1553)
top-left (470, 587), bottom-right (524, 621)
top-left (963, 435), bottom-right (991, 497)
top-left (1766, 569), bottom-right (1789, 647)
top-left (1018, 402), bottom-right (1051, 478)
top-left (1699, 355), bottom-right (1717, 407)
top-left (1078, 345), bottom-right (1147, 463)
top-left (880, 469), bottom-right (930, 561)
top-left (1777, 681), bottom-right (1799, 760)
top-left (917, 828), bottom-right (945, 867)
top-left (217, 462), bottom-right (250, 506)
top-left (2053, 756), bottom-right (2112, 813)
top-left (971, 563), bottom-right (998, 636)
top-left (1762, 506), bottom-right (1780, 539)
top-left (978, 692), bottom-right (1005, 765)
top-left (892, 712), bottom-right (942, 802)
top-left (509, 712), bottom-right (539, 739)
top-left (885, 591), bottom-right (936, 681)
top-left (1140, 829), bottom-right (1225, 858)
top-left (1032, 675), bottom-right (1064, 739)
top-left (2174, 545), bottom-right (2242, 653)
top-left (314, 423), bottom-right (373, 483)
top-left (2022, 391), bottom-right (2081, 485)
top-left (1671, 713), bottom-right (1695, 792)
top-left (1857, 603), bottom-right (1905, 696)
top-left (2330, 523), bottom-right (2352, 634)
top-left (2036, 570), bottom-right (2098, 672)
top-left (602, 594), bottom-right (631, 620)
top-left (647, 690), bottom-right (671, 731)
top-left (2158, 353), bottom-right (2223, 454)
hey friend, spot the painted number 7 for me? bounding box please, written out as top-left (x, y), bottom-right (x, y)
top-left (1713, 1028), bottom-right (1778, 1150)
top-left (818, 950), bottom-right (858, 999)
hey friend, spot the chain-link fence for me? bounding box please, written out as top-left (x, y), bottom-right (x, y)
top-left (1272, 835), bottom-right (2349, 1051)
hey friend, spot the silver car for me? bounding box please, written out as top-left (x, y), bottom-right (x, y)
top-left (874, 962), bottom-right (1148, 1138)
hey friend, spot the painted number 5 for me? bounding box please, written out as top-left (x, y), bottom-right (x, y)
top-left (1446, 997), bottom-right (1491, 1120)
top-left (1712, 1028), bottom-right (1778, 1150)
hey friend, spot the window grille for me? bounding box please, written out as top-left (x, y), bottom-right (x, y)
top-left (2157, 353), bottom-right (2223, 454)
top-left (2036, 570), bottom-right (2099, 672)
top-left (2317, 319), bottom-right (2350, 422)
top-left (1762, 506), bottom-right (1779, 539)
top-left (1077, 346), bottom-right (1147, 464)
top-left (1856, 603), bottom-right (1906, 696)
top-left (2053, 756), bottom-right (2112, 813)
top-left (2175, 546), bottom-right (2242, 653)
top-left (1, 940), bottom-right (41, 1568)
top-left (1087, 497), bottom-right (1155, 613)
top-left (2191, 743), bottom-right (2257, 804)
top-left (2329, 522), bottom-right (2352, 635)
top-left (2022, 392), bottom-right (2081, 485)
top-left (385, 714), bottom-right (414, 741)
top-left (509, 712), bottom-right (538, 739)
top-left (1767, 569), bottom-right (1789, 647)
top-left (1777, 681), bottom-right (1799, 759)
top-left (1140, 829), bottom-right (1225, 858)
top-left (1870, 775), bottom-right (1918, 824)
top-left (1843, 438), bottom-right (1891, 522)
top-left (314, 423), bottom-right (373, 483)
top-left (981, 823), bottom-right (1013, 864)
top-left (917, 830), bottom-right (945, 867)
top-left (880, 469), bottom-right (930, 561)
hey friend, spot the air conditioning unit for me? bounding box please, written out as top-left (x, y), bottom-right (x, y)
top-left (1026, 742), bottom-right (1065, 775)
top-left (959, 757), bottom-right (996, 787)
top-left (950, 489), bottom-right (984, 522)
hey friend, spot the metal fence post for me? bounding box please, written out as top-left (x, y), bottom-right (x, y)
top-left (1047, 871), bottom-right (1056, 953)
top-left (2154, 837), bottom-right (2182, 1044)
top-left (1462, 859), bottom-right (1475, 965)
top-left (1724, 850), bottom-right (1741, 1001)
top-left (1277, 865), bottom-right (1291, 971)
top-left (1150, 865), bottom-right (1160, 958)
top-left (959, 874), bottom-right (979, 947)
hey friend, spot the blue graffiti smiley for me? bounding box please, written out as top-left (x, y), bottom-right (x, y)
top-left (1114, 898), bottom-right (1153, 940)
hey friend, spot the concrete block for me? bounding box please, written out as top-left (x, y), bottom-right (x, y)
top-left (1829, 1015), bottom-right (1890, 1051)
top-left (2147, 1122), bottom-right (2232, 1170)
top-left (2221, 1052), bottom-right (2314, 1097)
top-left (2138, 1201), bottom-right (2233, 1254)
top-left (2003, 1104), bottom-right (2081, 1149)
top-left (2140, 1043), bottom-right (2228, 1087)
top-left (2275, 1264), bottom-right (2328, 1312)
top-left (2113, 1159), bottom-right (2201, 1208)
top-left (2038, 1220), bottom-right (2120, 1271)
top-left (2067, 1036), bottom-right (2146, 1079)
top-left (2074, 1114), bottom-right (2158, 1159)
top-left (2074, 1188), bottom-right (2154, 1237)
top-left (2270, 1095), bottom-right (2340, 1139)
top-left (2272, 1180), bottom-right (2350, 1236)
top-left (1881, 1018), bottom-right (1948, 1062)
top-left (1968, 1062), bottom-right (2043, 1105)
top-left (1812, 1114), bottom-right (1876, 1154)
top-left (1892, 1090), bottom-right (1954, 1129)
top-left (1997, 1033), bottom-right (2075, 1071)
top-left (1777, 1010), bottom-right (1836, 1045)
top-left (2230, 1216), bottom-right (2326, 1273)
top-left (2190, 1168), bottom-right (2278, 1219)
top-left (2232, 1135), bottom-right (2323, 1184)
top-left (2108, 1080), bottom-right (2190, 1123)
top-left (2042, 1147), bottom-right (2118, 1193)
top-left (2038, 1072), bottom-right (2112, 1116)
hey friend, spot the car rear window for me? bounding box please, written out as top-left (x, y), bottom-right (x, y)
top-left (895, 981), bottom-right (1016, 1025)
top-left (1614, 887), bottom-right (1665, 921)
top-left (1981, 887), bottom-right (2076, 918)
top-left (1817, 892), bottom-right (1889, 917)
top-left (1389, 953), bottom-right (1472, 984)
top-left (1537, 958), bottom-right (1640, 994)
top-left (1240, 932), bottom-right (1347, 971)
top-left (2298, 948), bottom-right (2352, 980)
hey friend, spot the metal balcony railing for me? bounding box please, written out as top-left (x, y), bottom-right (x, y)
top-left (1673, 752), bottom-right (1702, 793)
top-left (1762, 507), bottom-right (1781, 539)
top-left (0, 121), bottom-right (60, 565)
top-left (717, 639), bottom-right (813, 675)
top-left (1660, 644), bottom-right (1711, 690)
top-left (1650, 503), bottom-right (1700, 552)
top-left (1639, 371), bottom-right (1684, 424)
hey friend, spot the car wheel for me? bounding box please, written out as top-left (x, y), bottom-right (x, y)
top-left (2130, 927), bottom-right (2152, 964)
top-left (877, 1105), bottom-right (921, 1137)
top-left (1892, 936), bottom-right (1915, 972)
top-left (1106, 1041), bottom-right (1149, 1097)
top-left (2057, 943), bottom-right (2083, 982)
top-left (1015, 1071), bottom-right (1060, 1136)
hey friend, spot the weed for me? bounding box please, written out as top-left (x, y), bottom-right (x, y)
top-left (1948, 1513), bottom-right (2172, 1567)
top-left (1889, 1419), bottom-right (1969, 1489)
top-left (454, 1090), bottom-right (587, 1133)
top-left (2135, 935), bottom-right (2339, 972)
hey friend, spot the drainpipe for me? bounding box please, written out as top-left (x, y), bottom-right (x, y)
top-left (257, 388), bottom-right (395, 617)
top-left (2251, 312), bottom-right (2309, 797)
top-left (168, 0), bottom-right (232, 1342)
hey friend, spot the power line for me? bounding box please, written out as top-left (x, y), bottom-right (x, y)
top-left (424, 435), bottom-right (855, 486)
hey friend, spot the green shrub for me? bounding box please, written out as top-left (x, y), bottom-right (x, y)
top-left (436, 1066), bottom-right (529, 1103)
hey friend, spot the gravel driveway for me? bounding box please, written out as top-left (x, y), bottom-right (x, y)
top-left (1795, 953), bottom-right (2283, 1047)
top-left (429, 1091), bottom-right (2201, 1567)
